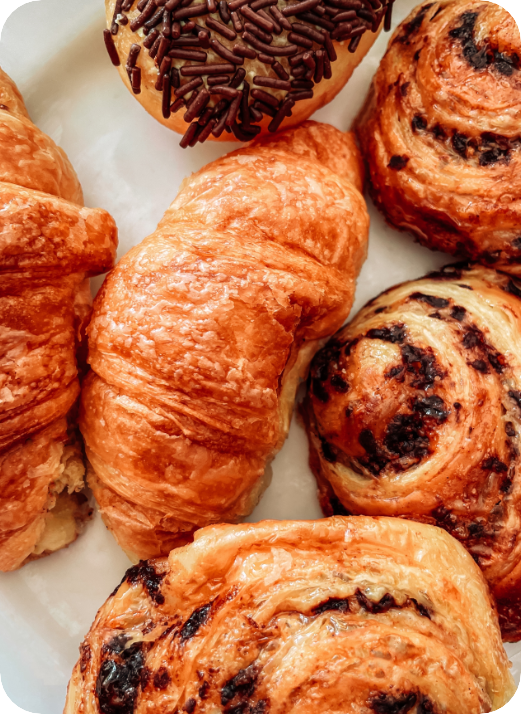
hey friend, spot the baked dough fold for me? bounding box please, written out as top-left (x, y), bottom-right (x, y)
top-left (64, 517), bottom-right (516, 713)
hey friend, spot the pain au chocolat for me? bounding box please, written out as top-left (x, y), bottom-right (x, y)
top-left (303, 263), bottom-right (521, 641)
top-left (0, 68), bottom-right (117, 571)
top-left (104, 0), bottom-right (395, 146)
top-left (357, 0), bottom-right (521, 273)
top-left (64, 517), bottom-right (515, 713)
top-left (80, 121), bottom-right (369, 561)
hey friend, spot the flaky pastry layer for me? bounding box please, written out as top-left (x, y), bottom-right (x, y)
top-left (303, 263), bottom-right (521, 641)
top-left (64, 517), bottom-right (516, 713)
top-left (357, 0), bottom-right (521, 273)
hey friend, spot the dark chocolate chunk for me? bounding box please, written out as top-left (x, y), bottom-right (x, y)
top-left (411, 114), bottom-right (427, 132)
top-left (367, 325), bottom-right (406, 344)
top-left (388, 155), bottom-right (409, 170)
top-left (312, 597), bottom-right (350, 614)
top-left (449, 12), bottom-right (487, 70)
top-left (330, 374), bottom-right (349, 393)
top-left (96, 643), bottom-right (146, 714)
top-left (153, 668), bottom-right (171, 690)
top-left (125, 561), bottom-right (165, 605)
top-left (450, 306), bottom-right (466, 321)
top-left (507, 279), bottom-right (521, 299)
top-left (369, 691), bottom-right (418, 714)
top-left (356, 590), bottom-right (397, 614)
top-left (505, 421), bottom-right (516, 437)
top-left (413, 395), bottom-right (448, 422)
top-left (470, 359), bottom-right (488, 373)
top-left (321, 438), bottom-right (337, 463)
top-left (181, 603), bottom-right (212, 641)
top-left (183, 698), bottom-right (197, 713)
top-left (221, 665), bottom-right (258, 705)
top-left (313, 378), bottom-right (330, 403)
top-left (481, 456), bottom-right (508, 472)
top-left (410, 292), bottom-right (449, 309)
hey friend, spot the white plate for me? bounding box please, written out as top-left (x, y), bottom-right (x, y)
top-left (0, 1), bottom-right (520, 711)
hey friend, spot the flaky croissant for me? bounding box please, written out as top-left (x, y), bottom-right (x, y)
top-left (357, 0), bottom-right (521, 273)
top-left (303, 263), bottom-right (521, 641)
top-left (0, 67), bottom-right (118, 571)
top-left (64, 517), bottom-right (516, 713)
top-left (80, 121), bottom-right (369, 561)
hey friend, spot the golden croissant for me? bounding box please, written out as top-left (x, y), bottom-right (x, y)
top-left (303, 263), bottom-right (521, 641)
top-left (0, 67), bottom-right (118, 571)
top-left (80, 121), bottom-right (369, 561)
top-left (64, 517), bottom-right (516, 713)
top-left (357, 0), bottom-right (521, 273)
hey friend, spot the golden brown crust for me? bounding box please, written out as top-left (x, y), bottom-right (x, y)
top-left (0, 67), bottom-right (118, 571)
top-left (302, 263), bottom-right (521, 641)
top-left (356, 0), bottom-right (521, 273)
top-left (105, 0), bottom-right (382, 143)
top-left (64, 517), bottom-right (516, 714)
top-left (81, 121), bottom-right (369, 560)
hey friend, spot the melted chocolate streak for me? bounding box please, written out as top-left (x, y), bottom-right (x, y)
top-left (106, 0), bottom-right (393, 146)
top-left (401, 8), bottom-right (520, 167)
top-left (95, 585), bottom-right (438, 714)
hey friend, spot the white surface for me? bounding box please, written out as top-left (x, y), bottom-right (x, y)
top-left (0, 0), bottom-right (520, 712)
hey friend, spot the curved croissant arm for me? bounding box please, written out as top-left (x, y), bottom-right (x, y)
top-left (0, 67), bottom-right (118, 571)
top-left (303, 263), bottom-right (521, 641)
top-left (356, 0), bottom-right (521, 274)
top-left (64, 517), bottom-right (515, 714)
top-left (81, 121), bottom-right (369, 561)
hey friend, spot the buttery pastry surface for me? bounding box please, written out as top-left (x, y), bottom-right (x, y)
top-left (104, 0), bottom-right (390, 146)
top-left (357, 0), bottom-right (521, 273)
top-left (303, 263), bottom-right (521, 641)
top-left (81, 120), bottom-right (369, 561)
top-left (64, 517), bottom-right (516, 714)
top-left (0, 67), bottom-right (118, 571)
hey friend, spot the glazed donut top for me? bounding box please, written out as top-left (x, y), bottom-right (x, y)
top-left (104, 0), bottom-right (393, 145)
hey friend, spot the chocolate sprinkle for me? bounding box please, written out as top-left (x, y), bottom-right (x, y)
top-left (106, 0), bottom-right (393, 145)
top-left (104, 29), bottom-right (121, 66)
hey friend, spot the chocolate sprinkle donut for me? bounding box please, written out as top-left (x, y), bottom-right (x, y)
top-left (105, 0), bottom-right (393, 146)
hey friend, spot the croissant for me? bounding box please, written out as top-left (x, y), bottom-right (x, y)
top-left (0, 67), bottom-right (118, 571)
top-left (103, 0), bottom-right (393, 146)
top-left (356, 0), bottom-right (521, 273)
top-left (64, 516), bottom-right (516, 713)
top-left (302, 262), bottom-right (521, 641)
top-left (80, 120), bottom-right (369, 561)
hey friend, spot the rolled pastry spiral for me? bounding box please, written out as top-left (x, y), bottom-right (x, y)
top-left (0, 68), bottom-right (118, 571)
top-left (302, 263), bottom-right (521, 641)
top-left (104, 0), bottom-right (392, 146)
top-left (357, 0), bottom-right (521, 274)
top-left (80, 121), bottom-right (369, 561)
top-left (64, 517), bottom-right (515, 714)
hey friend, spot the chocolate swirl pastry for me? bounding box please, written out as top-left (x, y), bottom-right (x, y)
top-left (80, 121), bottom-right (369, 561)
top-left (302, 263), bottom-right (521, 641)
top-left (357, 0), bottom-right (521, 273)
top-left (64, 517), bottom-right (515, 714)
top-left (0, 68), bottom-right (117, 571)
top-left (104, 0), bottom-right (394, 146)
